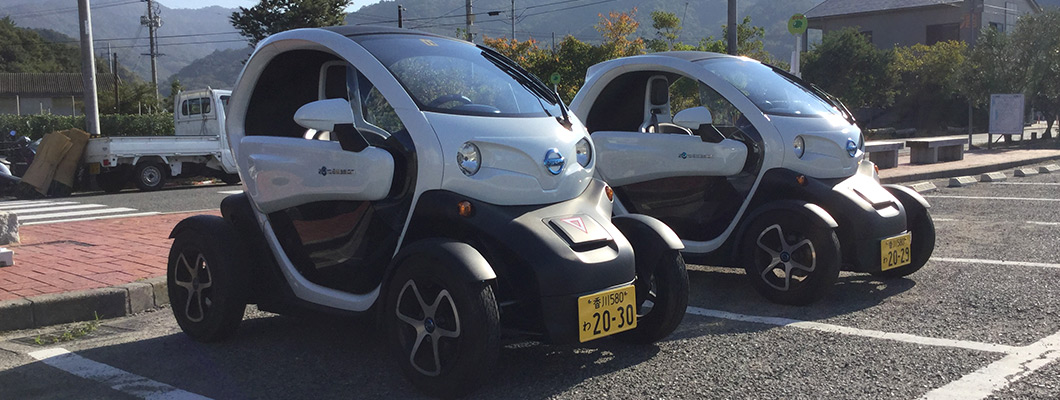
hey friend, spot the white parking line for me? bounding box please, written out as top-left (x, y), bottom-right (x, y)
top-left (931, 257), bottom-right (1060, 269)
top-left (217, 190), bottom-right (243, 195)
top-left (933, 218), bottom-right (958, 222)
top-left (28, 347), bottom-right (212, 400)
top-left (921, 331), bottom-right (1060, 400)
top-left (685, 307), bottom-right (1016, 353)
top-left (1027, 221), bottom-right (1060, 226)
top-left (989, 182), bottom-right (1060, 186)
top-left (924, 195), bottom-right (1060, 202)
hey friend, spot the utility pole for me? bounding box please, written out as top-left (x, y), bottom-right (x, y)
top-left (398, 5), bottom-right (404, 28)
top-left (113, 53), bottom-right (120, 113)
top-left (78, 0), bottom-right (100, 136)
top-left (727, 0), bottom-right (737, 55)
top-left (465, 0), bottom-right (473, 42)
top-left (140, 0), bottom-right (162, 103)
top-left (510, 0), bottom-right (515, 39)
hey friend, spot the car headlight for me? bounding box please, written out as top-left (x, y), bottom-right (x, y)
top-left (575, 138), bottom-right (592, 167)
top-left (793, 136), bottom-right (805, 159)
top-left (457, 142), bottom-right (480, 176)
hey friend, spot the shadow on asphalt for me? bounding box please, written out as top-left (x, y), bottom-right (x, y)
top-left (11, 312), bottom-right (661, 399)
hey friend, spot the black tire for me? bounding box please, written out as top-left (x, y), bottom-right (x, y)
top-left (873, 207), bottom-right (936, 278)
top-left (97, 170), bottom-right (127, 193)
top-left (167, 218), bottom-right (249, 342)
top-left (741, 210), bottom-right (841, 305)
top-left (134, 161), bottom-right (167, 191)
top-left (384, 255), bottom-right (500, 398)
top-left (220, 173), bottom-right (241, 185)
top-left (617, 250), bottom-right (689, 344)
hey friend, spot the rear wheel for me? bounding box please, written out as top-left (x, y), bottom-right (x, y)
top-left (167, 218), bottom-right (248, 342)
top-left (618, 250), bottom-right (688, 344)
top-left (385, 255), bottom-right (500, 398)
top-left (97, 170), bottom-right (127, 193)
top-left (134, 161), bottom-right (167, 191)
top-left (220, 173), bottom-right (241, 185)
top-left (741, 210), bottom-right (841, 305)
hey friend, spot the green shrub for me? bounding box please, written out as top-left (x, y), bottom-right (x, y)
top-left (0, 113), bottom-right (174, 139)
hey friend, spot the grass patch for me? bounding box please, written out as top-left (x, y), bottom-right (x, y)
top-left (33, 312), bottom-right (102, 345)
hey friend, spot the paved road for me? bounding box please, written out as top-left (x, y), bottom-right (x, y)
top-left (1, 183), bottom-right (237, 225)
top-left (1, 166), bottom-right (1059, 399)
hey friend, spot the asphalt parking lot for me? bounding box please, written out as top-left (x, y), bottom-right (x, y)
top-left (1, 165), bottom-right (1059, 399)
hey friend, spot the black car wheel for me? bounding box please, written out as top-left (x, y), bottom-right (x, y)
top-left (873, 206), bottom-right (935, 278)
top-left (134, 162), bottom-right (167, 191)
top-left (741, 210), bottom-right (841, 305)
top-left (167, 218), bottom-right (248, 342)
top-left (385, 256), bottom-right (500, 398)
top-left (618, 249), bottom-right (688, 344)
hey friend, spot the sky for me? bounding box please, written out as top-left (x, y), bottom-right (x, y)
top-left (160, 0), bottom-right (375, 11)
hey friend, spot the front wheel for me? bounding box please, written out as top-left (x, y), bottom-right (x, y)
top-left (167, 217), bottom-right (249, 342)
top-left (617, 250), bottom-right (689, 344)
top-left (741, 210), bottom-right (841, 305)
top-left (873, 207), bottom-right (935, 278)
top-left (134, 162), bottom-right (167, 191)
top-left (384, 256), bottom-right (500, 398)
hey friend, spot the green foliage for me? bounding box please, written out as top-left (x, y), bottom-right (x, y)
top-left (230, 0), bottom-right (352, 47)
top-left (802, 28), bottom-right (897, 109)
top-left (0, 113), bottom-right (174, 140)
top-left (647, 10), bottom-right (682, 52)
top-left (959, 28), bottom-right (1020, 108)
top-left (892, 40), bottom-right (967, 128)
top-left (1012, 9), bottom-right (1060, 136)
top-left (0, 17), bottom-right (80, 73)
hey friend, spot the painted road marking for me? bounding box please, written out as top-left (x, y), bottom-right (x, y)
top-left (16, 207), bottom-right (139, 221)
top-left (0, 199), bottom-right (66, 207)
top-left (0, 201), bottom-right (79, 210)
top-left (924, 195), bottom-right (1060, 202)
top-left (1027, 221), bottom-right (1060, 226)
top-left (685, 307), bottom-right (1016, 353)
top-left (930, 218), bottom-right (1060, 226)
top-left (21, 211), bottom-right (162, 226)
top-left (7, 204), bottom-right (106, 214)
top-left (28, 347), bottom-right (212, 400)
top-left (920, 330), bottom-right (1060, 400)
top-left (217, 190), bottom-right (243, 195)
top-left (931, 257), bottom-right (1060, 270)
top-left (989, 182), bottom-right (1060, 186)
top-left (933, 217), bottom-right (958, 222)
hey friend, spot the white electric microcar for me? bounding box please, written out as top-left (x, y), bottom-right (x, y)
top-left (570, 52), bottom-right (935, 305)
top-left (166, 27), bottom-right (688, 397)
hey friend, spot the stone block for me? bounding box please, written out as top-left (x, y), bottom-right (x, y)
top-left (948, 176), bottom-right (978, 187)
top-left (30, 288), bottom-right (127, 327)
top-left (120, 281), bottom-right (156, 314)
top-left (1014, 168), bottom-right (1038, 177)
top-left (980, 172), bottom-right (1008, 182)
top-left (910, 182), bottom-right (937, 193)
top-left (1039, 164), bottom-right (1060, 173)
top-left (0, 298), bottom-right (33, 332)
top-left (0, 212), bottom-right (18, 245)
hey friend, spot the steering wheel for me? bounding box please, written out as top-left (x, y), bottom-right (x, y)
top-left (427, 94), bottom-right (472, 108)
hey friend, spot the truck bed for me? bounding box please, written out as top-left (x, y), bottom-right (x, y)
top-left (83, 135), bottom-right (224, 163)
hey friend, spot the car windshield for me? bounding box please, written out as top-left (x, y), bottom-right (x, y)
top-left (355, 34), bottom-right (562, 118)
top-left (696, 57), bottom-right (840, 118)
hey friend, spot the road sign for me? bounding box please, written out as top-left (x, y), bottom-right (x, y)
top-left (550, 72), bottom-right (561, 85)
top-left (788, 14), bottom-right (808, 36)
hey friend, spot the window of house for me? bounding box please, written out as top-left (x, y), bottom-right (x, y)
top-left (926, 23), bottom-right (959, 45)
top-left (989, 22), bottom-right (1005, 32)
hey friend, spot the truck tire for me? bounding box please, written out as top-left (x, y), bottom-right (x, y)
top-left (134, 162), bottom-right (167, 191)
top-left (221, 174), bottom-right (241, 185)
top-left (97, 170), bottom-right (127, 193)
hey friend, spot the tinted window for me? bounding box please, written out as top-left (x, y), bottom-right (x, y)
top-left (698, 58), bottom-right (839, 118)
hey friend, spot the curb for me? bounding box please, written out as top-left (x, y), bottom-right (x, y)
top-left (0, 276), bottom-right (168, 332)
top-left (880, 154), bottom-right (1060, 184)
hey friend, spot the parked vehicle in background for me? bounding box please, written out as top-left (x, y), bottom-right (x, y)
top-left (83, 88), bottom-right (239, 192)
top-left (571, 52), bottom-right (936, 305)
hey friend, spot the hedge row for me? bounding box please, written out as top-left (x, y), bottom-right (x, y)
top-left (0, 113), bottom-right (175, 139)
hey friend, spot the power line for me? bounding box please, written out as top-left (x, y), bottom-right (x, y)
top-left (4, 0), bottom-right (139, 19)
top-left (104, 38), bottom-right (248, 50)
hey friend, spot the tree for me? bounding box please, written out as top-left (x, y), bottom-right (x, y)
top-left (0, 17), bottom-right (80, 73)
top-left (893, 40), bottom-right (967, 129)
top-left (1012, 10), bottom-right (1060, 138)
top-left (802, 27), bottom-right (896, 110)
top-left (595, 8), bottom-right (645, 59)
top-left (230, 0), bottom-right (351, 47)
top-left (647, 10), bottom-right (682, 52)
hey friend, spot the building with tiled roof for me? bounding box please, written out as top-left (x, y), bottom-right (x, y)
top-left (806, 0), bottom-right (1042, 48)
top-left (0, 73), bottom-right (117, 116)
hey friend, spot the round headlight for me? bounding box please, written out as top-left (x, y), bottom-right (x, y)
top-left (575, 138), bottom-right (592, 167)
top-left (457, 142), bottom-right (480, 176)
top-left (793, 136), bottom-right (805, 159)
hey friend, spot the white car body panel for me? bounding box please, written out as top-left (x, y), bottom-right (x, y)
top-left (592, 132), bottom-right (747, 186)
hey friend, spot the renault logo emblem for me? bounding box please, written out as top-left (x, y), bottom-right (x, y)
top-left (544, 148), bottom-right (565, 175)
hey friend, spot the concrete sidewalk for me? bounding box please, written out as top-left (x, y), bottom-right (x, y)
top-left (1, 141), bottom-right (1060, 332)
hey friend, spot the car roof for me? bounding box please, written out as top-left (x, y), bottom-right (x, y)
top-left (321, 24), bottom-right (450, 40)
top-left (646, 51), bottom-right (736, 62)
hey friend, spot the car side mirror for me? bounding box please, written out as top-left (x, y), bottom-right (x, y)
top-left (673, 107), bottom-right (714, 130)
top-left (293, 98), bottom-right (355, 131)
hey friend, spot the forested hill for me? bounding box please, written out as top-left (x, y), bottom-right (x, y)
top-left (347, 0), bottom-right (824, 58)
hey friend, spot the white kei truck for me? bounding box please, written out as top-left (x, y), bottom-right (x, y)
top-left (83, 88), bottom-right (240, 192)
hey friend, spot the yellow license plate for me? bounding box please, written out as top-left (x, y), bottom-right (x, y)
top-left (88, 163), bottom-right (101, 174)
top-left (578, 285), bottom-right (637, 343)
top-left (880, 232), bottom-right (912, 271)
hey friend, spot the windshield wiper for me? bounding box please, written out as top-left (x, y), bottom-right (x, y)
top-left (478, 46), bottom-right (572, 128)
